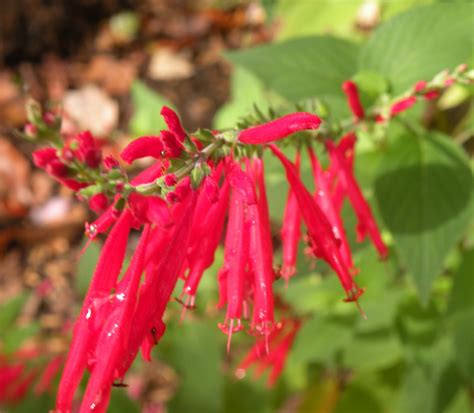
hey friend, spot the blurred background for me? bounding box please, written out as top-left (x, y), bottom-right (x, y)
top-left (0, 1), bottom-right (472, 412)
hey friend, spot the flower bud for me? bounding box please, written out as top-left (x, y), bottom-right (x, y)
top-left (24, 123), bottom-right (37, 138)
top-left (89, 193), bottom-right (109, 214)
top-left (163, 173), bottom-right (177, 187)
top-left (390, 96), bottom-right (417, 117)
top-left (160, 106), bottom-right (187, 142)
top-left (238, 112), bottom-right (321, 144)
top-left (342, 81), bottom-right (365, 120)
top-left (103, 155), bottom-right (120, 170)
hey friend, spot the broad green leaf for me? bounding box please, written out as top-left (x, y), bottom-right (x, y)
top-left (282, 275), bottom-right (343, 315)
top-left (334, 382), bottom-right (383, 413)
top-left (398, 298), bottom-right (441, 348)
top-left (352, 70), bottom-right (389, 107)
top-left (448, 249), bottom-right (474, 315)
top-left (297, 376), bottom-right (342, 413)
top-left (213, 67), bottom-right (282, 129)
top-left (342, 330), bottom-right (403, 371)
top-left (448, 249), bottom-right (474, 385)
top-left (291, 315), bottom-right (352, 365)
top-left (374, 132), bottom-right (472, 304)
top-left (160, 320), bottom-right (223, 413)
top-left (8, 392), bottom-right (54, 413)
top-left (225, 36), bottom-right (359, 102)
top-left (395, 338), bottom-right (462, 413)
top-left (443, 389), bottom-right (472, 413)
top-left (224, 376), bottom-right (271, 413)
top-left (276, 0), bottom-right (362, 41)
top-left (108, 387), bottom-right (139, 413)
top-left (359, 3), bottom-right (474, 93)
top-left (129, 80), bottom-right (171, 136)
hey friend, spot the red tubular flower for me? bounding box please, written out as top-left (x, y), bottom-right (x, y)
top-left (128, 193), bottom-right (170, 226)
top-left (308, 146), bottom-right (356, 274)
top-left (247, 157), bottom-right (276, 337)
top-left (120, 136), bottom-right (164, 164)
top-left (414, 80), bottom-right (427, 92)
top-left (56, 210), bottom-right (134, 412)
top-left (203, 175), bottom-right (220, 203)
top-left (247, 200), bottom-right (275, 337)
top-left (33, 147), bottom-right (90, 190)
top-left (281, 151), bottom-right (302, 282)
top-left (116, 191), bottom-right (198, 377)
top-left (33, 147), bottom-right (59, 169)
top-left (0, 363), bottom-right (24, 403)
top-left (80, 225), bottom-right (150, 413)
top-left (34, 355), bottom-right (64, 395)
top-left (251, 158), bottom-right (272, 250)
top-left (342, 80), bottom-right (365, 120)
top-left (217, 267), bottom-right (228, 310)
top-left (89, 193), bottom-right (109, 214)
top-left (238, 112), bottom-right (321, 144)
top-left (269, 145), bottom-right (363, 302)
top-left (424, 90), bottom-right (440, 100)
top-left (390, 96), bottom-right (417, 116)
top-left (228, 162), bottom-right (258, 204)
top-left (85, 202), bottom-right (120, 240)
top-left (130, 161), bottom-right (166, 186)
top-left (33, 147), bottom-right (67, 177)
top-left (327, 134), bottom-right (356, 213)
top-left (75, 131), bottom-right (102, 168)
top-left (236, 319), bottom-right (301, 387)
top-left (219, 187), bottom-right (248, 348)
top-left (181, 180), bottom-right (230, 310)
top-left (160, 106), bottom-right (187, 142)
top-left (326, 139), bottom-right (388, 259)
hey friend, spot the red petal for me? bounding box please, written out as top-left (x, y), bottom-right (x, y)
top-left (160, 106), bottom-right (187, 142)
top-left (120, 136), bottom-right (164, 164)
top-left (238, 112), bottom-right (321, 144)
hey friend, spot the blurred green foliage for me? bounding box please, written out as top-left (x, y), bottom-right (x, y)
top-left (2, 1), bottom-right (473, 412)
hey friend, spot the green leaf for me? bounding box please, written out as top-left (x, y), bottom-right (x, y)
top-left (448, 249), bottom-right (474, 385)
top-left (334, 382), bottom-right (383, 413)
top-left (291, 315), bottom-right (352, 365)
top-left (374, 131), bottom-right (472, 304)
top-left (448, 249), bottom-right (474, 315)
top-left (129, 80), bottom-right (171, 136)
top-left (2, 323), bottom-right (40, 353)
top-left (213, 67), bottom-right (282, 130)
top-left (224, 377), bottom-right (270, 413)
top-left (395, 338), bottom-right (462, 413)
top-left (359, 3), bottom-right (474, 93)
top-left (108, 387), bottom-right (140, 413)
top-left (276, 0), bottom-right (363, 41)
top-left (0, 293), bottom-right (28, 331)
top-left (342, 330), bottom-right (403, 371)
top-left (225, 36), bottom-right (359, 102)
top-left (160, 320), bottom-right (223, 413)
